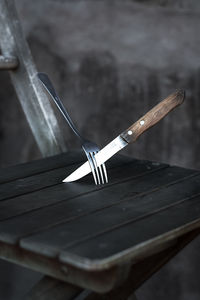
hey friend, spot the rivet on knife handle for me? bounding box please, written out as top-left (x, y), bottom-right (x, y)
top-left (120, 89), bottom-right (185, 144)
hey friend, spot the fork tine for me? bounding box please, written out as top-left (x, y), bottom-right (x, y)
top-left (87, 153), bottom-right (98, 185)
top-left (98, 163), bottom-right (105, 184)
top-left (102, 163), bottom-right (108, 183)
top-left (94, 151), bottom-right (104, 184)
top-left (93, 151), bottom-right (104, 184)
top-left (91, 152), bottom-right (101, 185)
top-left (93, 150), bottom-right (108, 185)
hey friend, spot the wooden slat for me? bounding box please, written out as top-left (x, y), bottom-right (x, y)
top-left (0, 160), bottom-right (167, 241)
top-left (0, 154), bottom-right (135, 201)
top-left (28, 172), bottom-right (200, 253)
top-left (0, 240), bottom-right (123, 293)
top-left (0, 164), bottom-right (82, 201)
top-left (83, 229), bottom-right (200, 299)
top-left (60, 194), bottom-right (200, 263)
top-left (0, 158), bottom-right (165, 222)
top-left (18, 168), bottom-right (199, 258)
top-left (0, 152), bottom-right (133, 184)
top-left (0, 152), bottom-right (85, 184)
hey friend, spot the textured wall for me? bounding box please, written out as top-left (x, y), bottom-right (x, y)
top-left (0, 1), bottom-right (200, 299)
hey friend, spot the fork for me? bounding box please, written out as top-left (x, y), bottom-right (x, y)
top-left (37, 72), bottom-right (108, 185)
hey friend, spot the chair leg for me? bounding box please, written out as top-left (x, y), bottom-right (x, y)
top-left (24, 275), bottom-right (83, 300)
top-left (0, 0), bottom-right (67, 156)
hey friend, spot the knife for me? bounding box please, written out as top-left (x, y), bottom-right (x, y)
top-left (63, 89), bottom-right (185, 183)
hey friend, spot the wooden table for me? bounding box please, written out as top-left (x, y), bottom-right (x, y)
top-left (0, 152), bottom-right (200, 299)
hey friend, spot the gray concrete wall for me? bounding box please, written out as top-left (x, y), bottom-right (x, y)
top-left (0, 1), bottom-right (200, 299)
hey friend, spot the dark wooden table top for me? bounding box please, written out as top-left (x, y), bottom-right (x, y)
top-left (0, 151), bottom-right (200, 292)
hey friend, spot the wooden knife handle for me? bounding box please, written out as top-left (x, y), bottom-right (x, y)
top-left (120, 89), bottom-right (185, 144)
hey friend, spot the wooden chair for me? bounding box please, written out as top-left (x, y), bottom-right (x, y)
top-left (1, 1), bottom-right (200, 299)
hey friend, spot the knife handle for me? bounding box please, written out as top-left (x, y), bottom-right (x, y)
top-left (120, 89), bottom-right (185, 144)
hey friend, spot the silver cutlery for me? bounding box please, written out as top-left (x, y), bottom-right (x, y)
top-left (63, 89), bottom-right (185, 183)
top-left (38, 72), bottom-right (108, 185)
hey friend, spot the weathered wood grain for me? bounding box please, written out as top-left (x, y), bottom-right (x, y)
top-left (0, 154), bottom-right (136, 201)
top-left (0, 164), bottom-right (82, 201)
top-left (0, 152), bottom-right (84, 184)
top-left (0, 153), bottom-right (133, 185)
top-left (0, 239), bottom-right (123, 293)
top-left (60, 194), bottom-right (200, 262)
top-left (0, 165), bottom-right (189, 245)
top-left (83, 230), bottom-right (200, 299)
top-left (0, 153), bottom-right (200, 294)
top-left (0, 158), bottom-right (165, 223)
top-left (19, 171), bottom-right (200, 258)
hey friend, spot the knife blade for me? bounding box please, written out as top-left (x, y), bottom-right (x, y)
top-left (63, 89), bottom-right (185, 183)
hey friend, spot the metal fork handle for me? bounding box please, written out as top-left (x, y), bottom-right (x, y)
top-left (38, 72), bottom-right (84, 142)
